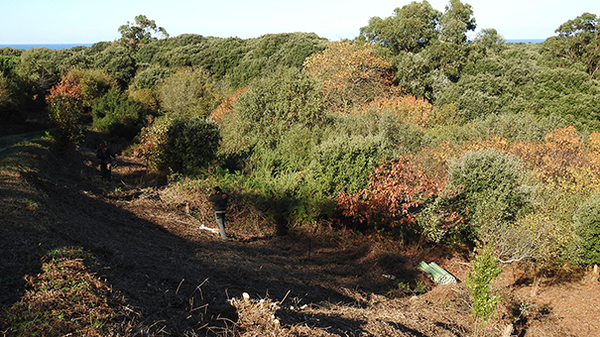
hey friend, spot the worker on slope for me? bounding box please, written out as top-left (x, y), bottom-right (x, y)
top-left (208, 186), bottom-right (228, 239)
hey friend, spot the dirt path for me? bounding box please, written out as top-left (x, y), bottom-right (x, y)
top-left (3, 138), bottom-right (600, 336)
top-left (512, 275), bottom-right (600, 337)
top-left (2, 141), bottom-right (430, 334)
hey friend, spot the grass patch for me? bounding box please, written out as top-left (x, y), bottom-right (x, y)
top-left (1, 246), bottom-right (141, 337)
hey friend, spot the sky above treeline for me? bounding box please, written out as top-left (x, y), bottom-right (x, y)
top-left (1, 0), bottom-right (598, 44)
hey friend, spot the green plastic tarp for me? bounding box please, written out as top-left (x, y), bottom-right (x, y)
top-left (418, 261), bottom-right (457, 285)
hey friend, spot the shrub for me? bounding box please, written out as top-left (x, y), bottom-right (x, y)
top-left (92, 87), bottom-right (147, 138)
top-left (447, 148), bottom-right (528, 230)
top-left (210, 87), bottom-right (247, 126)
top-left (360, 94), bottom-right (433, 127)
top-left (336, 155), bottom-right (443, 235)
top-left (220, 66), bottom-right (327, 166)
top-left (472, 112), bottom-right (567, 143)
top-left (510, 126), bottom-right (597, 193)
top-left (92, 45), bottom-right (136, 87)
top-left (303, 41), bottom-right (396, 112)
top-left (330, 110), bottom-right (428, 157)
top-left (275, 124), bottom-right (323, 173)
top-left (228, 32), bottom-right (328, 88)
top-left (466, 246), bottom-right (503, 324)
top-left (0, 74), bottom-right (19, 121)
top-left (46, 76), bottom-right (84, 152)
top-left (309, 133), bottom-right (385, 196)
top-left (67, 68), bottom-right (118, 110)
top-left (130, 65), bottom-right (173, 90)
top-left (233, 67), bottom-right (327, 144)
top-left (455, 89), bottom-right (502, 122)
top-left (17, 48), bottom-right (62, 101)
top-left (574, 193), bottom-right (600, 265)
top-left (132, 116), bottom-right (170, 171)
top-left (165, 116), bottom-right (220, 174)
top-left (157, 67), bottom-right (222, 118)
top-left (426, 148), bottom-right (532, 246)
top-left (127, 88), bottom-right (160, 112)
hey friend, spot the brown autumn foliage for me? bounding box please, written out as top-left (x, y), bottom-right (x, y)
top-left (358, 95), bottom-right (434, 127)
top-left (303, 41), bottom-right (401, 113)
top-left (336, 155), bottom-right (442, 233)
top-left (46, 76), bottom-right (83, 102)
top-left (209, 87), bottom-right (247, 125)
top-left (510, 126), bottom-right (600, 194)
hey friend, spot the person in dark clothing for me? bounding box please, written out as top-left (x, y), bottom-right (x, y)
top-left (208, 186), bottom-right (228, 239)
top-left (96, 141), bottom-right (116, 181)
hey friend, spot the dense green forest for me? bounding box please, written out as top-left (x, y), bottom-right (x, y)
top-left (2, 2), bottom-right (600, 268)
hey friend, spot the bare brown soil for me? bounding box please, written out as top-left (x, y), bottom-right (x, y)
top-left (1, 138), bottom-right (599, 336)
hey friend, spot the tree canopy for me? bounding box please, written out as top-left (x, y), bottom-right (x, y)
top-left (545, 12), bottom-right (600, 79)
top-left (359, 1), bottom-right (441, 54)
top-left (118, 15), bottom-right (169, 51)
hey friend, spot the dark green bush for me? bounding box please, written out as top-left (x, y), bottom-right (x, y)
top-left (157, 67), bottom-right (222, 118)
top-left (92, 88), bottom-right (147, 138)
top-left (447, 148), bottom-right (529, 231)
top-left (165, 117), bottom-right (220, 174)
top-left (130, 65), bottom-right (173, 90)
top-left (92, 45), bottom-right (136, 87)
top-left (0, 73), bottom-right (22, 122)
top-left (574, 193), bottom-right (600, 265)
top-left (309, 133), bottom-right (385, 196)
top-left (229, 33), bottom-right (327, 88)
top-left (230, 67), bottom-right (327, 150)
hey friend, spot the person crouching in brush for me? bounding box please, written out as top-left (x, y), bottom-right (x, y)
top-left (96, 140), bottom-right (116, 181)
top-left (208, 186), bottom-right (228, 239)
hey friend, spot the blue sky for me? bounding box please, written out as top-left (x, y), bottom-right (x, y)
top-left (1, 0), bottom-right (598, 44)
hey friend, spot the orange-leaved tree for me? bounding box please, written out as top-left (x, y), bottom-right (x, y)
top-left (336, 155), bottom-right (444, 235)
top-left (357, 94), bottom-right (434, 127)
top-left (46, 76), bottom-right (84, 151)
top-left (303, 41), bottom-right (399, 113)
top-left (510, 126), bottom-right (600, 194)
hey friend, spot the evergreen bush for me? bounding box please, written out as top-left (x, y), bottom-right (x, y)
top-left (447, 148), bottom-right (528, 229)
top-left (228, 66), bottom-right (327, 152)
top-left (165, 117), bottom-right (220, 174)
top-left (92, 45), bottom-right (136, 87)
top-left (68, 68), bottom-right (118, 111)
top-left (309, 133), bottom-right (385, 196)
top-left (431, 148), bottom-right (532, 246)
top-left (92, 88), bottom-right (147, 138)
top-left (574, 193), bottom-right (600, 265)
top-left (130, 65), bottom-right (173, 90)
top-left (157, 67), bottom-right (221, 118)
